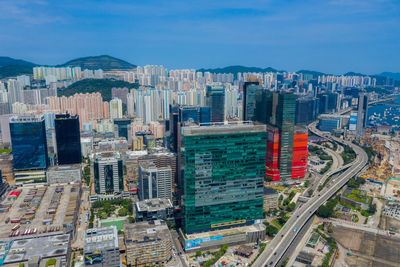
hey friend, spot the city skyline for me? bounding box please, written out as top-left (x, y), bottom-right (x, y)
top-left (0, 0), bottom-right (399, 74)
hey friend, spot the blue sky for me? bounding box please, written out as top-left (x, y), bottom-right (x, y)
top-left (0, 0), bottom-right (399, 74)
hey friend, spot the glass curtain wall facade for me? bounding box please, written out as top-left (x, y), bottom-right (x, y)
top-left (255, 92), bottom-right (298, 181)
top-left (206, 85), bottom-right (225, 123)
top-left (113, 118), bottom-right (131, 140)
top-left (10, 116), bottom-right (49, 170)
top-left (180, 123), bottom-right (266, 234)
top-left (275, 93), bottom-right (296, 180)
top-left (55, 114), bottom-right (82, 164)
top-left (243, 82), bottom-right (262, 121)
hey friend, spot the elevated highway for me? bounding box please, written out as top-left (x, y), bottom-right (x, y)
top-left (253, 122), bottom-right (368, 267)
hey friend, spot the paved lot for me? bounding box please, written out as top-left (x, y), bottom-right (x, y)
top-left (0, 184), bottom-right (79, 239)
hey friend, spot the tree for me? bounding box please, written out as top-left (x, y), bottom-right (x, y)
top-left (368, 203), bottom-right (377, 214)
top-left (304, 180), bottom-right (310, 187)
top-left (128, 216), bottom-right (135, 223)
top-left (317, 205), bottom-right (332, 218)
top-left (118, 207), bottom-right (128, 217)
top-left (265, 224), bottom-right (279, 237)
top-left (278, 211), bottom-right (288, 225)
top-left (283, 198), bottom-right (290, 206)
top-left (97, 210), bottom-right (108, 219)
top-left (287, 202), bottom-right (296, 212)
top-left (196, 251), bottom-right (202, 257)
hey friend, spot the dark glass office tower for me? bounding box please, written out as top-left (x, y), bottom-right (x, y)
top-left (356, 93), bottom-right (369, 136)
top-left (243, 82), bottom-right (262, 121)
top-left (180, 123), bottom-right (266, 234)
top-left (113, 118), bottom-right (131, 140)
top-left (55, 114), bottom-right (82, 165)
top-left (274, 93), bottom-right (297, 180)
top-left (255, 92), bottom-right (297, 181)
top-left (199, 107), bottom-right (211, 124)
top-left (295, 97), bottom-right (319, 125)
top-left (179, 106), bottom-right (200, 123)
top-left (10, 115), bottom-right (49, 170)
top-left (206, 85), bottom-right (225, 123)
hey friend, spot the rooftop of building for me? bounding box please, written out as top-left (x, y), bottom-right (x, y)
top-left (234, 245), bottom-right (253, 256)
top-left (47, 164), bottom-right (81, 172)
top-left (182, 121), bottom-right (266, 136)
top-left (55, 114), bottom-right (78, 120)
top-left (264, 187), bottom-right (278, 195)
top-left (185, 223), bottom-right (265, 241)
top-left (126, 150), bottom-right (148, 158)
top-left (136, 198), bottom-right (173, 212)
top-left (124, 220), bottom-right (171, 244)
top-left (10, 115), bottom-right (43, 123)
top-left (84, 226), bottom-right (118, 252)
top-left (94, 151), bottom-right (120, 161)
top-left (139, 162), bottom-right (171, 171)
top-left (308, 232), bottom-right (320, 244)
top-left (2, 234), bottom-right (70, 264)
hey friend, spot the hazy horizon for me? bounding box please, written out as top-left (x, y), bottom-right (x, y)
top-left (1, 0), bottom-right (399, 74)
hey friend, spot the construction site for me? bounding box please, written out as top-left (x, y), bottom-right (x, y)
top-left (0, 183), bottom-right (81, 240)
top-left (331, 224), bottom-right (400, 267)
top-left (359, 135), bottom-right (392, 182)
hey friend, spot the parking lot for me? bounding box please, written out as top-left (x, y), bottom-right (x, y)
top-left (0, 184), bottom-right (80, 239)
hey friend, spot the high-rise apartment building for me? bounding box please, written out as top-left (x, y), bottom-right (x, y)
top-left (55, 114), bottom-right (82, 165)
top-left (206, 85), bottom-right (225, 122)
top-left (10, 115), bottom-right (49, 170)
top-left (180, 123), bottom-right (266, 234)
top-left (7, 79), bottom-right (23, 104)
top-left (94, 152), bottom-right (123, 194)
top-left (110, 98), bottom-right (123, 119)
top-left (47, 92), bottom-right (109, 129)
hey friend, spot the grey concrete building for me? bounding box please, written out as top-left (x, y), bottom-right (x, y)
top-left (84, 226), bottom-right (120, 267)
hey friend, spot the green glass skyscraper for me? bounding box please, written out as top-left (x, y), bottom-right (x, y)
top-left (255, 92), bottom-right (297, 181)
top-left (274, 93), bottom-right (297, 180)
top-left (180, 123), bottom-right (266, 234)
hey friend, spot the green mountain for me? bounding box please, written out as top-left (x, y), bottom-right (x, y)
top-left (58, 78), bottom-right (139, 101)
top-left (0, 56), bottom-right (35, 68)
top-left (0, 56), bottom-right (35, 79)
top-left (60, 55), bottom-right (136, 71)
top-left (0, 65), bottom-right (33, 79)
top-left (344, 72), bottom-right (365, 76)
top-left (197, 65), bottom-right (279, 77)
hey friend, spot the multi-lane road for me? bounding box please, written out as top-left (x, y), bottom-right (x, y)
top-left (253, 123), bottom-right (368, 267)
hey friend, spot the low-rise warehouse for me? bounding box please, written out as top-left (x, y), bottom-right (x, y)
top-left (0, 233), bottom-right (71, 266)
top-left (46, 164), bottom-right (82, 184)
